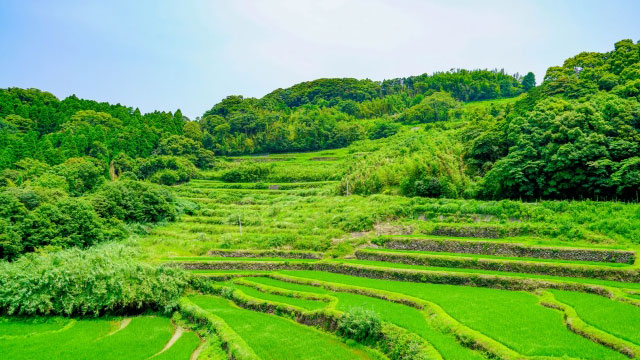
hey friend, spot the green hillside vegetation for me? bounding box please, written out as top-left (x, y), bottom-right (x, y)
top-left (1, 39), bottom-right (640, 360)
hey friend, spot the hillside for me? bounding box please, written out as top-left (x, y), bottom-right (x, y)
top-left (1, 39), bottom-right (640, 360)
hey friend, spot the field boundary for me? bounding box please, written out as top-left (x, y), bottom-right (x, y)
top-left (191, 278), bottom-right (443, 360)
top-left (231, 273), bottom-right (576, 360)
top-left (172, 261), bottom-right (619, 296)
top-left (178, 297), bottom-right (260, 360)
top-left (355, 249), bottom-right (640, 282)
top-left (207, 249), bottom-right (323, 259)
top-left (538, 290), bottom-right (640, 358)
top-left (373, 238), bottom-right (636, 264)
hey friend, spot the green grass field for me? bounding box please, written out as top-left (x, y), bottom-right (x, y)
top-left (188, 294), bottom-right (383, 360)
top-left (137, 149), bottom-right (640, 359)
top-left (0, 316), bottom-right (200, 360)
top-left (276, 271), bottom-right (626, 359)
top-left (551, 290), bottom-right (640, 345)
top-left (9, 146), bottom-right (640, 359)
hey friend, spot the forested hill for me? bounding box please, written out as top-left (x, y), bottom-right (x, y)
top-left (1, 39), bottom-right (639, 201)
top-left (201, 69), bottom-right (526, 154)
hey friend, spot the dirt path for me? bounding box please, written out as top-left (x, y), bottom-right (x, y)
top-left (190, 340), bottom-right (205, 360)
top-left (107, 318), bottom-right (131, 337)
top-left (153, 323), bottom-right (184, 356)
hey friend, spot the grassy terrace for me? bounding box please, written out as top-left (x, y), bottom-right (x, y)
top-left (174, 257), bottom-right (640, 291)
top-left (131, 149), bottom-right (640, 359)
top-left (231, 277), bottom-right (487, 360)
top-left (359, 248), bottom-right (634, 267)
top-left (333, 259), bottom-right (640, 290)
top-left (163, 257), bottom-right (319, 262)
top-left (272, 271), bottom-right (630, 359)
top-left (0, 316), bottom-right (200, 360)
top-left (188, 294), bottom-right (383, 360)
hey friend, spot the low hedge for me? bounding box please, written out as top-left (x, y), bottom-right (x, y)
top-left (178, 297), bottom-right (260, 360)
top-left (233, 278), bottom-right (336, 305)
top-left (173, 261), bottom-right (315, 271)
top-left (355, 249), bottom-right (640, 282)
top-left (373, 237), bottom-right (636, 264)
top-left (429, 224), bottom-right (520, 239)
top-left (538, 291), bottom-right (640, 358)
top-left (207, 249), bottom-right (323, 259)
top-left (1, 244), bottom-right (187, 316)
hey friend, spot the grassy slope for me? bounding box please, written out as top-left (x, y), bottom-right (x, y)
top-left (334, 259), bottom-right (640, 290)
top-left (245, 277), bottom-right (488, 360)
top-left (188, 294), bottom-right (381, 360)
top-left (551, 290), bottom-right (640, 345)
top-left (0, 316), bottom-right (197, 360)
top-left (154, 330), bottom-right (201, 360)
top-left (224, 282), bottom-right (329, 311)
top-left (279, 271), bottom-right (626, 359)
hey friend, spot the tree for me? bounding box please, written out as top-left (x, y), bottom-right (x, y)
top-left (522, 72), bottom-right (536, 91)
top-left (400, 92), bottom-right (459, 123)
top-left (183, 121), bottom-right (203, 142)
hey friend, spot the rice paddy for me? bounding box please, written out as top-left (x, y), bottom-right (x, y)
top-left (8, 149), bottom-right (640, 359)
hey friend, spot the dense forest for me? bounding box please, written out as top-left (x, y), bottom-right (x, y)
top-left (1, 39), bottom-right (639, 260)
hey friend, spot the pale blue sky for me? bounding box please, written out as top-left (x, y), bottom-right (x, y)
top-left (1, 0), bottom-right (639, 118)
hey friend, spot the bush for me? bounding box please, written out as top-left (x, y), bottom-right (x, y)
top-left (150, 169), bottom-right (181, 186)
top-left (337, 307), bottom-right (382, 344)
top-left (54, 157), bottom-right (105, 196)
top-left (91, 180), bottom-right (177, 223)
top-left (401, 175), bottom-right (445, 198)
top-left (0, 219), bottom-right (22, 260)
top-left (369, 120), bottom-right (400, 140)
top-left (0, 244), bottom-right (188, 316)
top-left (135, 155), bottom-right (197, 185)
top-left (20, 197), bottom-right (116, 252)
top-left (221, 162), bottom-right (271, 182)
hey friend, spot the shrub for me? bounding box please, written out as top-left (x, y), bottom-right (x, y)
top-left (91, 180), bottom-right (177, 223)
top-left (221, 162), bottom-right (272, 182)
top-left (0, 219), bottom-right (22, 260)
top-left (150, 169), bottom-right (181, 186)
top-left (401, 174), bottom-right (445, 198)
top-left (0, 243), bottom-right (188, 316)
top-left (369, 120), bottom-right (401, 140)
top-left (20, 197), bottom-right (115, 251)
top-left (135, 155), bottom-right (198, 185)
top-left (337, 307), bottom-right (382, 344)
top-left (54, 157), bottom-right (105, 196)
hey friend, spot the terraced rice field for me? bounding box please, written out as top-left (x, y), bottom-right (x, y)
top-left (146, 152), bottom-right (640, 359)
top-left (0, 316), bottom-right (201, 360)
top-left (10, 151), bottom-right (640, 359)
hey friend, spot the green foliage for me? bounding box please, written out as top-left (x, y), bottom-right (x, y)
top-left (340, 127), bottom-right (470, 197)
top-left (480, 93), bottom-right (640, 200)
top-left (20, 197), bottom-right (115, 252)
top-left (135, 155), bottom-right (198, 185)
top-left (221, 162), bottom-right (272, 182)
top-left (369, 119), bottom-right (401, 140)
top-left (399, 92), bottom-right (460, 123)
top-left (338, 306), bottom-right (382, 344)
top-left (0, 243), bottom-right (187, 316)
top-left (53, 157), bottom-right (105, 196)
top-left (522, 72), bottom-right (536, 91)
top-left (401, 175), bottom-right (445, 198)
top-left (91, 180), bottom-right (177, 223)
